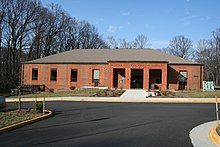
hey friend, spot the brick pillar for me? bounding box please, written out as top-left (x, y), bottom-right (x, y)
top-left (108, 66), bottom-right (113, 89)
top-left (143, 68), bottom-right (149, 90)
top-left (161, 65), bottom-right (167, 90)
top-left (125, 68), bottom-right (131, 89)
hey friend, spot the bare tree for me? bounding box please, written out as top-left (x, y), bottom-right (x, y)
top-left (0, 0), bottom-right (8, 88)
top-left (194, 28), bottom-right (220, 85)
top-left (106, 36), bottom-right (118, 48)
top-left (1, 0), bottom-right (39, 87)
top-left (27, 5), bottom-right (48, 60)
top-left (42, 4), bottom-right (70, 56)
top-left (133, 34), bottom-right (149, 48)
top-left (168, 35), bottom-right (193, 59)
top-left (210, 28), bottom-right (220, 85)
top-left (211, 28), bottom-right (220, 63)
top-left (106, 34), bottom-right (149, 49)
top-left (119, 39), bottom-right (133, 48)
top-left (195, 39), bottom-right (214, 81)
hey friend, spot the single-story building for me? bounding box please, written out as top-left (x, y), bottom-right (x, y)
top-left (23, 49), bottom-right (203, 91)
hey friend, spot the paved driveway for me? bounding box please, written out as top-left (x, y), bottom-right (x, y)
top-left (0, 102), bottom-right (216, 147)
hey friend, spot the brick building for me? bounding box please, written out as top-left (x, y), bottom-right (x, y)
top-left (23, 49), bottom-right (203, 91)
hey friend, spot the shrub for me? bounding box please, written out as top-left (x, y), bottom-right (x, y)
top-left (161, 91), bottom-right (167, 96)
top-left (70, 86), bottom-right (76, 90)
top-left (161, 90), bottom-right (175, 96)
top-left (217, 125), bottom-right (220, 136)
top-left (35, 101), bottom-right (43, 112)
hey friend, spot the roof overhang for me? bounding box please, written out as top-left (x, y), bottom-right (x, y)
top-left (107, 60), bottom-right (169, 63)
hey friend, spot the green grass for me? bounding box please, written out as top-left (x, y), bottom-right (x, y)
top-left (174, 90), bottom-right (220, 98)
top-left (217, 125), bottom-right (220, 136)
top-left (8, 89), bottom-right (125, 98)
top-left (0, 110), bottom-right (42, 128)
top-left (9, 89), bottom-right (105, 98)
top-left (160, 90), bottom-right (220, 98)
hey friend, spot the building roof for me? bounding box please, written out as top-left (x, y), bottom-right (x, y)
top-left (25, 48), bottom-right (200, 65)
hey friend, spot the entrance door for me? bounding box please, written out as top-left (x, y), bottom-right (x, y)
top-left (149, 69), bottom-right (162, 89)
top-left (178, 71), bottom-right (187, 90)
top-left (113, 69), bottom-right (125, 88)
top-left (131, 69), bottom-right (143, 89)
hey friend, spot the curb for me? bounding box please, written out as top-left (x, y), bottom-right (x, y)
top-left (0, 110), bottom-right (53, 134)
top-left (210, 124), bottom-right (220, 146)
top-left (6, 97), bottom-right (220, 103)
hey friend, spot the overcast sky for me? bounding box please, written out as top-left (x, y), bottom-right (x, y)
top-left (42, 0), bottom-right (220, 49)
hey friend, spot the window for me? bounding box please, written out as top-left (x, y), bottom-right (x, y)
top-left (179, 71), bottom-right (187, 78)
top-left (92, 69), bottom-right (100, 82)
top-left (32, 68), bottom-right (38, 80)
top-left (71, 69), bottom-right (77, 82)
top-left (178, 71), bottom-right (188, 83)
top-left (50, 68), bottom-right (57, 81)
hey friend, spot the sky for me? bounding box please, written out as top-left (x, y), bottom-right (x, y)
top-left (42, 0), bottom-right (220, 49)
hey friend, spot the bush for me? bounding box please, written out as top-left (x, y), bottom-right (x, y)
top-left (160, 90), bottom-right (175, 97)
top-left (161, 91), bottom-right (167, 96)
top-left (70, 86), bottom-right (76, 90)
top-left (35, 101), bottom-right (43, 112)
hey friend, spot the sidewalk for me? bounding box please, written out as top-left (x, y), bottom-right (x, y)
top-left (190, 121), bottom-right (218, 147)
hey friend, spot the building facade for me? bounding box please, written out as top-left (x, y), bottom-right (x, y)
top-left (23, 49), bottom-right (203, 91)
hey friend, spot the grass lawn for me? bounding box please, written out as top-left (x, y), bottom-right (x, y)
top-left (217, 125), bottom-right (220, 136)
top-left (158, 90), bottom-right (220, 98)
top-left (8, 89), bottom-right (125, 98)
top-left (173, 90), bottom-right (220, 98)
top-left (0, 110), bottom-right (42, 128)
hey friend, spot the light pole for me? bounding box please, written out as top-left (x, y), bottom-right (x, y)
top-left (216, 96), bottom-right (219, 125)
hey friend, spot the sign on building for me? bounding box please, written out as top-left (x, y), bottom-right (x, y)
top-left (203, 81), bottom-right (214, 91)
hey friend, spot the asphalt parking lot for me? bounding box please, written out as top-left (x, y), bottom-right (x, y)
top-left (0, 101), bottom-right (216, 147)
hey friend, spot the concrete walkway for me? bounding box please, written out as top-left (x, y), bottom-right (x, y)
top-left (190, 121), bottom-right (218, 147)
top-left (120, 89), bottom-right (150, 100)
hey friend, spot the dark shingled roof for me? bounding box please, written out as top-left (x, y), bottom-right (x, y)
top-left (25, 48), bottom-right (200, 64)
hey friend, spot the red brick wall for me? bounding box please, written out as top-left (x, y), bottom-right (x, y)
top-left (23, 62), bottom-right (203, 91)
top-left (23, 64), bottom-right (109, 91)
top-left (168, 64), bottom-right (203, 90)
top-left (108, 62), bottom-right (167, 90)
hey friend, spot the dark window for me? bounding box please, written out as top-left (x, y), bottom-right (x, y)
top-left (32, 68), bottom-right (38, 80)
top-left (92, 69), bottom-right (100, 82)
top-left (71, 69), bottom-right (77, 82)
top-left (50, 68), bottom-right (57, 81)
